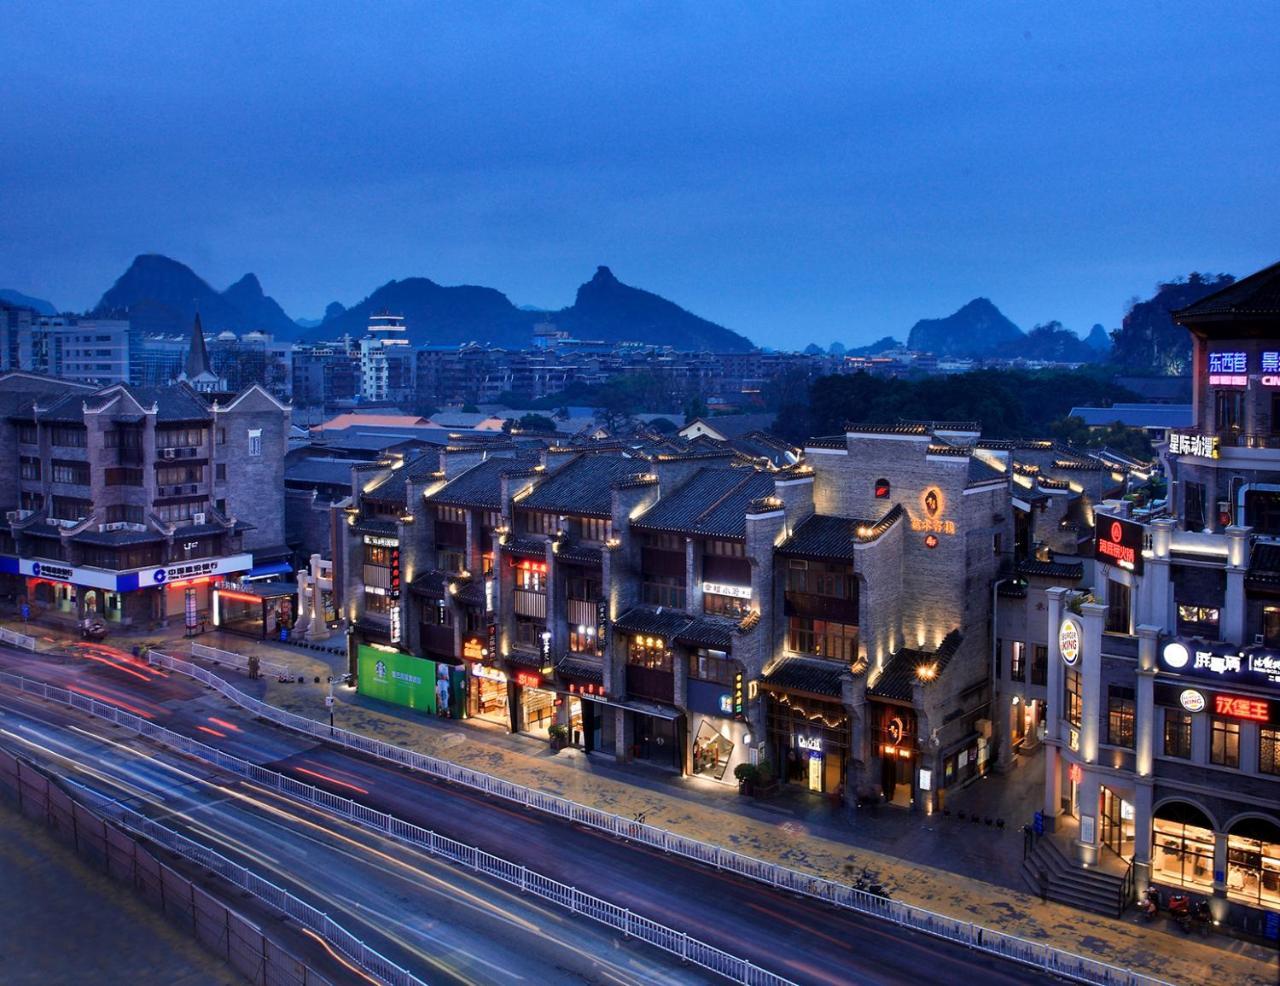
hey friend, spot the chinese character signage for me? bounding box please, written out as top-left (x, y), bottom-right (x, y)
top-left (1214, 694), bottom-right (1269, 722)
top-left (1161, 638), bottom-right (1280, 689)
top-left (1208, 351), bottom-right (1247, 375)
top-left (1093, 516), bottom-right (1144, 574)
top-left (911, 487), bottom-right (956, 536)
top-left (1168, 431), bottom-right (1220, 459)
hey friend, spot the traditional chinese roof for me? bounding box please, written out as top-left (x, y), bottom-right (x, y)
top-left (520, 453), bottom-right (647, 518)
top-left (1173, 262), bottom-right (1280, 323)
top-left (503, 535), bottom-right (548, 560)
top-left (426, 453), bottom-right (540, 509)
top-left (66, 527), bottom-right (167, 547)
top-left (351, 517), bottom-right (398, 537)
top-left (557, 656), bottom-right (604, 684)
top-left (1016, 558), bottom-right (1084, 581)
top-left (631, 467), bottom-right (776, 540)
top-left (555, 542), bottom-right (603, 566)
top-left (868, 630), bottom-right (963, 702)
top-left (776, 509), bottom-right (902, 560)
top-left (612, 605), bottom-right (736, 650)
top-left (1247, 542), bottom-right (1280, 591)
top-left (760, 657), bottom-right (846, 698)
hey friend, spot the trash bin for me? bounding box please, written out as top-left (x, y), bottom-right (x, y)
top-left (279, 627), bottom-right (289, 642)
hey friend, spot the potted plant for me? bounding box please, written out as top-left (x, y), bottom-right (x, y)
top-left (548, 724), bottom-right (569, 751)
top-left (734, 762), bottom-right (760, 796)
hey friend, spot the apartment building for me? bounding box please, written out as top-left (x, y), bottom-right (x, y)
top-left (0, 369), bottom-right (290, 629)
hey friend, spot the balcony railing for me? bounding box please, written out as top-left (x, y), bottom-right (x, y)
top-left (1216, 431), bottom-right (1280, 450)
top-left (157, 483), bottom-right (201, 498)
top-left (567, 598), bottom-right (598, 629)
top-left (514, 589), bottom-right (547, 619)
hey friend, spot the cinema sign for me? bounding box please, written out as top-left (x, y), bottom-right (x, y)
top-left (1094, 515), bottom-right (1144, 575)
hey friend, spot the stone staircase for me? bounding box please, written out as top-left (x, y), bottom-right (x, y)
top-left (1021, 835), bottom-right (1130, 917)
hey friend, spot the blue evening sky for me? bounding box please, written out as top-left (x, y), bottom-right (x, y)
top-left (1, 2), bottom-right (1276, 348)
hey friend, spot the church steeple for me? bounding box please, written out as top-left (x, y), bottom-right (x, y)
top-left (183, 312), bottom-right (211, 379)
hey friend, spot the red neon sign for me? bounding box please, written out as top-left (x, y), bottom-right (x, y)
top-left (1068, 763), bottom-right (1083, 783)
top-left (514, 670), bottom-right (542, 688)
top-left (1214, 694), bottom-right (1270, 722)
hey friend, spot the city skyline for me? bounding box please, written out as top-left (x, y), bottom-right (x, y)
top-left (3, 3), bottom-right (1278, 347)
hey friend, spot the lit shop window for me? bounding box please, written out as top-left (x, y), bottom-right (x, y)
top-left (1227, 819), bottom-right (1280, 909)
top-left (1152, 807), bottom-right (1215, 892)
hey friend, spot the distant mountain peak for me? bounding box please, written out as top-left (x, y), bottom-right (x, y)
top-left (592, 265), bottom-right (618, 284)
top-left (227, 272), bottom-right (264, 297)
top-left (906, 297), bottom-right (1023, 356)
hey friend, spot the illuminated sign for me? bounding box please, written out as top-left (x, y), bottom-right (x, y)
top-left (732, 670), bottom-right (744, 717)
top-left (388, 601), bottom-right (401, 643)
top-left (514, 670), bottom-right (542, 689)
top-left (911, 486), bottom-right (956, 536)
top-left (1160, 638), bottom-right (1280, 687)
top-left (1214, 694), bottom-right (1270, 722)
top-left (887, 716), bottom-right (905, 745)
top-left (1179, 688), bottom-right (1206, 713)
top-left (471, 664), bottom-right (507, 682)
top-left (718, 693), bottom-right (734, 714)
top-left (363, 535), bottom-right (399, 547)
top-left (702, 581), bottom-right (751, 600)
top-left (462, 636), bottom-right (486, 661)
top-left (1208, 350), bottom-right (1247, 386)
top-left (516, 559), bottom-right (547, 574)
top-left (567, 681), bottom-right (605, 696)
top-left (918, 768), bottom-right (932, 791)
top-left (487, 623), bottom-right (498, 661)
top-left (1059, 617), bottom-right (1082, 666)
top-left (796, 735), bottom-right (823, 752)
top-left (1068, 763), bottom-right (1083, 784)
top-left (924, 534), bottom-right (939, 549)
top-left (1169, 432), bottom-right (1220, 459)
top-left (1094, 516), bottom-right (1144, 574)
top-left (14, 553), bottom-right (252, 592)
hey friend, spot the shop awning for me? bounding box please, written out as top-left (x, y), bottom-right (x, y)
top-left (246, 560), bottom-right (295, 579)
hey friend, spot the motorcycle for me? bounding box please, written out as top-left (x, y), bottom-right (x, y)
top-left (1190, 899), bottom-right (1213, 936)
top-left (1167, 892), bottom-right (1193, 933)
top-left (1140, 886), bottom-right (1160, 921)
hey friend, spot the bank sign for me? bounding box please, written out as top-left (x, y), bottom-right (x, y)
top-left (356, 645), bottom-right (435, 711)
top-left (1093, 516), bottom-right (1144, 574)
top-left (3, 553), bottom-right (252, 592)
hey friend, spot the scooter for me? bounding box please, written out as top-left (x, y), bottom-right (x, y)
top-left (1190, 899), bottom-right (1213, 936)
top-left (1140, 886), bottom-right (1160, 921)
top-left (854, 868), bottom-right (891, 899)
top-left (1167, 892), bottom-right (1193, 933)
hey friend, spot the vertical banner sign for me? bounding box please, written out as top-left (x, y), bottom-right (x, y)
top-left (184, 587), bottom-right (198, 631)
top-left (596, 598), bottom-right (608, 642)
top-left (487, 622), bottom-right (497, 662)
top-left (732, 670), bottom-right (744, 718)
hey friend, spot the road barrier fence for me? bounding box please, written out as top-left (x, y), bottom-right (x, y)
top-left (138, 647), bottom-right (1169, 986)
top-left (0, 668), bottom-right (795, 986)
top-left (190, 641), bottom-right (291, 680)
top-left (0, 627), bottom-right (36, 651)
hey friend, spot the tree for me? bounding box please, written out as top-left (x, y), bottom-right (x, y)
top-left (683, 394), bottom-right (708, 422)
top-left (648, 417), bottom-right (678, 434)
top-left (517, 413), bottom-right (558, 433)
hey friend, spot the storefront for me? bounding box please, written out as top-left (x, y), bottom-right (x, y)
top-left (211, 581), bottom-right (298, 639)
top-left (875, 704), bottom-right (916, 806)
top-left (686, 650), bottom-right (747, 783)
top-left (468, 663), bottom-right (512, 727)
top-left (514, 669), bottom-right (556, 737)
top-left (356, 644), bottom-right (465, 717)
top-left (5, 552), bottom-right (253, 628)
top-left (765, 689), bottom-right (849, 795)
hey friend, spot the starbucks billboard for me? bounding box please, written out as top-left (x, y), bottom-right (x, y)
top-left (356, 645), bottom-right (435, 713)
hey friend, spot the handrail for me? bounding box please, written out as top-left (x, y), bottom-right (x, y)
top-left (0, 627), bottom-right (36, 651)
top-left (1120, 857), bottom-right (1136, 917)
top-left (0, 670), bottom-right (796, 986)
top-left (190, 641), bottom-right (291, 679)
top-left (140, 649), bottom-right (1173, 986)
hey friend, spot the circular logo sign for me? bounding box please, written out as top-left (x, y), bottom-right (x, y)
top-left (1179, 688), bottom-right (1206, 713)
top-left (888, 716), bottom-right (904, 744)
top-left (924, 488), bottom-right (941, 517)
top-left (152, 568), bottom-right (168, 584)
top-left (1162, 641), bottom-right (1190, 670)
top-left (1059, 618), bottom-right (1081, 665)
top-left (1110, 521), bottom-right (1122, 543)
top-left (30, 562), bottom-right (41, 577)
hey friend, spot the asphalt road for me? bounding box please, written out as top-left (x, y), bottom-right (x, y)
top-left (0, 643), bottom-right (1054, 986)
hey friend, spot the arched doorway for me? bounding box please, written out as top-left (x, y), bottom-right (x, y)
top-left (1152, 801), bottom-right (1216, 892)
top-left (1226, 816), bottom-right (1280, 908)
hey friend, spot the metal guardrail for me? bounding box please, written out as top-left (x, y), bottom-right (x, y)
top-left (190, 641), bottom-right (291, 679)
top-left (138, 649), bottom-right (1172, 986)
top-left (0, 670), bottom-right (795, 986)
top-left (0, 627), bottom-right (36, 651)
top-left (57, 775), bottom-right (423, 986)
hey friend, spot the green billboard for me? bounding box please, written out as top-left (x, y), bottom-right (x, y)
top-left (357, 646), bottom-right (436, 713)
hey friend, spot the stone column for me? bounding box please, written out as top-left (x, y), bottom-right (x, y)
top-left (1133, 625), bottom-right (1160, 888)
top-left (1043, 588), bottom-right (1067, 824)
top-left (1223, 525), bottom-right (1250, 646)
top-left (1075, 769), bottom-right (1101, 866)
top-left (1079, 602), bottom-right (1106, 765)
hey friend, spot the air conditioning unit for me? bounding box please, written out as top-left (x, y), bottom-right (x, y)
top-left (192, 512), bottom-right (206, 525)
top-left (163, 448), bottom-right (175, 459)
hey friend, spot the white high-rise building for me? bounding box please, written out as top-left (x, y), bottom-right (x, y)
top-left (358, 311), bottom-right (414, 403)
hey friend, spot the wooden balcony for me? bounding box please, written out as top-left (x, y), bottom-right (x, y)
top-left (514, 589), bottom-right (547, 618)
